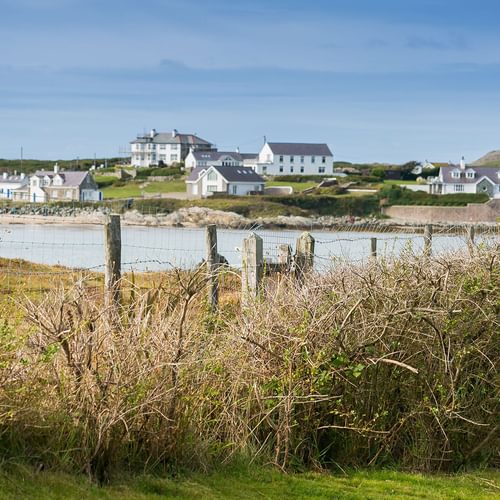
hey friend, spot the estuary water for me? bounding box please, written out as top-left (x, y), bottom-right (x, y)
top-left (0, 224), bottom-right (488, 272)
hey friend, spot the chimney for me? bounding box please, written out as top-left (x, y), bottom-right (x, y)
top-left (150, 128), bottom-right (156, 139)
top-left (54, 163), bottom-right (60, 174)
top-left (2, 172), bottom-right (7, 180)
top-left (460, 156), bottom-right (465, 170)
top-left (236, 146), bottom-right (240, 154)
top-left (20, 173), bottom-right (25, 180)
top-left (172, 129), bottom-right (178, 138)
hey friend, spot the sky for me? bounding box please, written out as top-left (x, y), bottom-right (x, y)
top-left (1, 0), bottom-right (499, 163)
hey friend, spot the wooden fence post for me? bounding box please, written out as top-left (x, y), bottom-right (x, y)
top-left (467, 225), bottom-right (476, 255)
top-left (423, 224), bottom-right (433, 257)
top-left (370, 237), bottom-right (377, 259)
top-left (278, 244), bottom-right (292, 272)
top-left (104, 214), bottom-right (121, 307)
top-left (241, 232), bottom-right (263, 306)
top-left (206, 224), bottom-right (219, 311)
top-left (294, 232), bottom-right (315, 281)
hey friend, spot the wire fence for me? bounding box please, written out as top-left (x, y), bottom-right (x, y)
top-left (0, 215), bottom-right (498, 293)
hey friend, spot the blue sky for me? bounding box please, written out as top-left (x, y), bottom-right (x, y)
top-left (1, 0), bottom-right (499, 163)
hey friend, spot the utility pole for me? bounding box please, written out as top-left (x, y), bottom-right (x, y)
top-left (20, 146), bottom-right (23, 172)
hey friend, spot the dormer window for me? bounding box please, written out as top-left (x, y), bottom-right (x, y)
top-left (465, 169), bottom-right (475, 179)
top-left (451, 169), bottom-right (461, 179)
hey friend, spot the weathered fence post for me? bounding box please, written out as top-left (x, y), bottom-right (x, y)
top-left (241, 232), bottom-right (263, 306)
top-left (278, 244), bottom-right (292, 272)
top-left (294, 232), bottom-right (315, 282)
top-left (467, 225), bottom-right (476, 255)
top-left (206, 224), bottom-right (219, 311)
top-left (104, 214), bottom-right (121, 307)
top-left (423, 224), bottom-right (433, 257)
top-left (370, 237), bottom-right (377, 259)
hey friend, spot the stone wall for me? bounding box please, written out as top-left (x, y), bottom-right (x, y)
top-left (383, 199), bottom-right (500, 223)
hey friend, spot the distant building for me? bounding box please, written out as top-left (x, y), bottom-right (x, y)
top-left (429, 157), bottom-right (500, 198)
top-left (130, 129), bottom-right (214, 167)
top-left (186, 165), bottom-right (265, 198)
top-left (249, 142), bottom-right (334, 176)
top-left (0, 172), bottom-right (28, 199)
top-left (23, 164), bottom-right (102, 203)
top-left (184, 150), bottom-right (258, 171)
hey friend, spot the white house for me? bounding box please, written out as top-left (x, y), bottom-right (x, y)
top-left (429, 157), bottom-right (500, 198)
top-left (0, 172), bottom-right (28, 199)
top-left (130, 129), bottom-right (214, 168)
top-left (186, 165), bottom-right (265, 198)
top-left (185, 150), bottom-right (244, 170)
top-left (249, 142), bottom-right (334, 176)
top-left (25, 164), bottom-right (102, 203)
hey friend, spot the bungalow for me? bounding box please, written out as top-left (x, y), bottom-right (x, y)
top-left (184, 150), bottom-right (259, 171)
top-left (27, 164), bottom-right (102, 203)
top-left (429, 157), bottom-right (500, 199)
top-left (249, 141), bottom-right (334, 176)
top-left (0, 172), bottom-right (28, 199)
top-left (186, 165), bottom-right (265, 198)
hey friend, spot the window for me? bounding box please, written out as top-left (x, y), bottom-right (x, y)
top-left (300, 156), bottom-right (304, 163)
top-left (290, 166), bottom-right (294, 173)
top-left (255, 185), bottom-right (261, 191)
top-left (451, 171), bottom-right (460, 179)
top-left (466, 171), bottom-right (475, 179)
top-left (52, 191), bottom-right (58, 198)
top-left (171, 154), bottom-right (178, 161)
top-left (279, 155), bottom-right (284, 163)
top-left (300, 166), bottom-right (304, 173)
top-left (311, 156), bottom-right (316, 163)
top-left (207, 171), bottom-right (218, 181)
top-left (159, 155), bottom-right (166, 161)
top-left (171, 144), bottom-right (179, 150)
top-left (232, 185), bottom-right (237, 194)
top-left (160, 144), bottom-right (166, 150)
top-left (454, 184), bottom-right (464, 192)
top-left (318, 166), bottom-right (325, 174)
top-left (279, 165), bottom-right (284, 173)
top-left (66, 190), bottom-right (72, 198)
top-left (207, 185), bottom-right (218, 192)
top-left (322, 156), bottom-right (326, 164)
top-left (290, 156), bottom-right (294, 163)
top-left (262, 166), bottom-right (267, 174)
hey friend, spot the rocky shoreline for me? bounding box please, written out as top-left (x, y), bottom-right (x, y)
top-left (0, 205), bottom-right (495, 231)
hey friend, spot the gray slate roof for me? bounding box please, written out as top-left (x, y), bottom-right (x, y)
top-left (132, 131), bottom-right (212, 146)
top-left (267, 142), bottom-right (332, 156)
top-left (187, 166), bottom-right (264, 183)
top-left (192, 151), bottom-right (243, 162)
top-left (34, 171), bottom-right (90, 187)
top-left (0, 174), bottom-right (28, 184)
top-left (440, 165), bottom-right (500, 185)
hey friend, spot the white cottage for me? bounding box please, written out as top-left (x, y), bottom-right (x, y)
top-left (186, 165), bottom-right (265, 198)
top-left (0, 172), bottom-right (28, 199)
top-left (250, 142), bottom-right (334, 176)
top-left (429, 157), bottom-right (500, 198)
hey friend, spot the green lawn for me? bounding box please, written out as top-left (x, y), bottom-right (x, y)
top-left (266, 181), bottom-right (318, 192)
top-left (0, 466), bottom-right (498, 499)
top-left (101, 180), bottom-right (186, 199)
top-left (383, 180), bottom-right (420, 185)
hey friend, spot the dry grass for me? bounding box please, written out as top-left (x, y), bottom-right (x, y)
top-left (0, 245), bottom-right (498, 482)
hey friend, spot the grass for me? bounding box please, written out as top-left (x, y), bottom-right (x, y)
top-left (265, 180), bottom-right (318, 191)
top-left (100, 180), bottom-right (186, 199)
top-left (383, 180), bottom-right (420, 185)
top-left (0, 465), bottom-right (498, 499)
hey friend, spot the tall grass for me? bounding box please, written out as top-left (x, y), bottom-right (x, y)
top-left (0, 247), bottom-right (498, 482)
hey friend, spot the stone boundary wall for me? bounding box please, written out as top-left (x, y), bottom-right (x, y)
top-left (383, 199), bottom-right (500, 223)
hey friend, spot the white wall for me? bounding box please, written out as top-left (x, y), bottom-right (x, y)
top-left (254, 143), bottom-right (333, 176)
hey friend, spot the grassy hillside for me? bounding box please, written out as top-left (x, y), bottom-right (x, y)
top-left (472, 150), bottom-right (500, 167)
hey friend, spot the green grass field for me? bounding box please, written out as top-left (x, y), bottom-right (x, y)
top-left (265, 180), bottom-right (318, 191)
top-left (0, 466), bottom-right (498, 499)
top-left (100, 180), bottom-right (186, 199)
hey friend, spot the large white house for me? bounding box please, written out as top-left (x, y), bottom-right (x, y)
top-left (429, 157), bottom-right (500, 199)
top-left (249, 142), bottom-right (334, 176)
top-left (0, 172), bottom-right (28, 199)
top-left (184, 150), bottom-right (258, 171)
top-left (186, 165), bottom-right (265, 198)
top-left (130, 129), bottom-right (214, 168)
